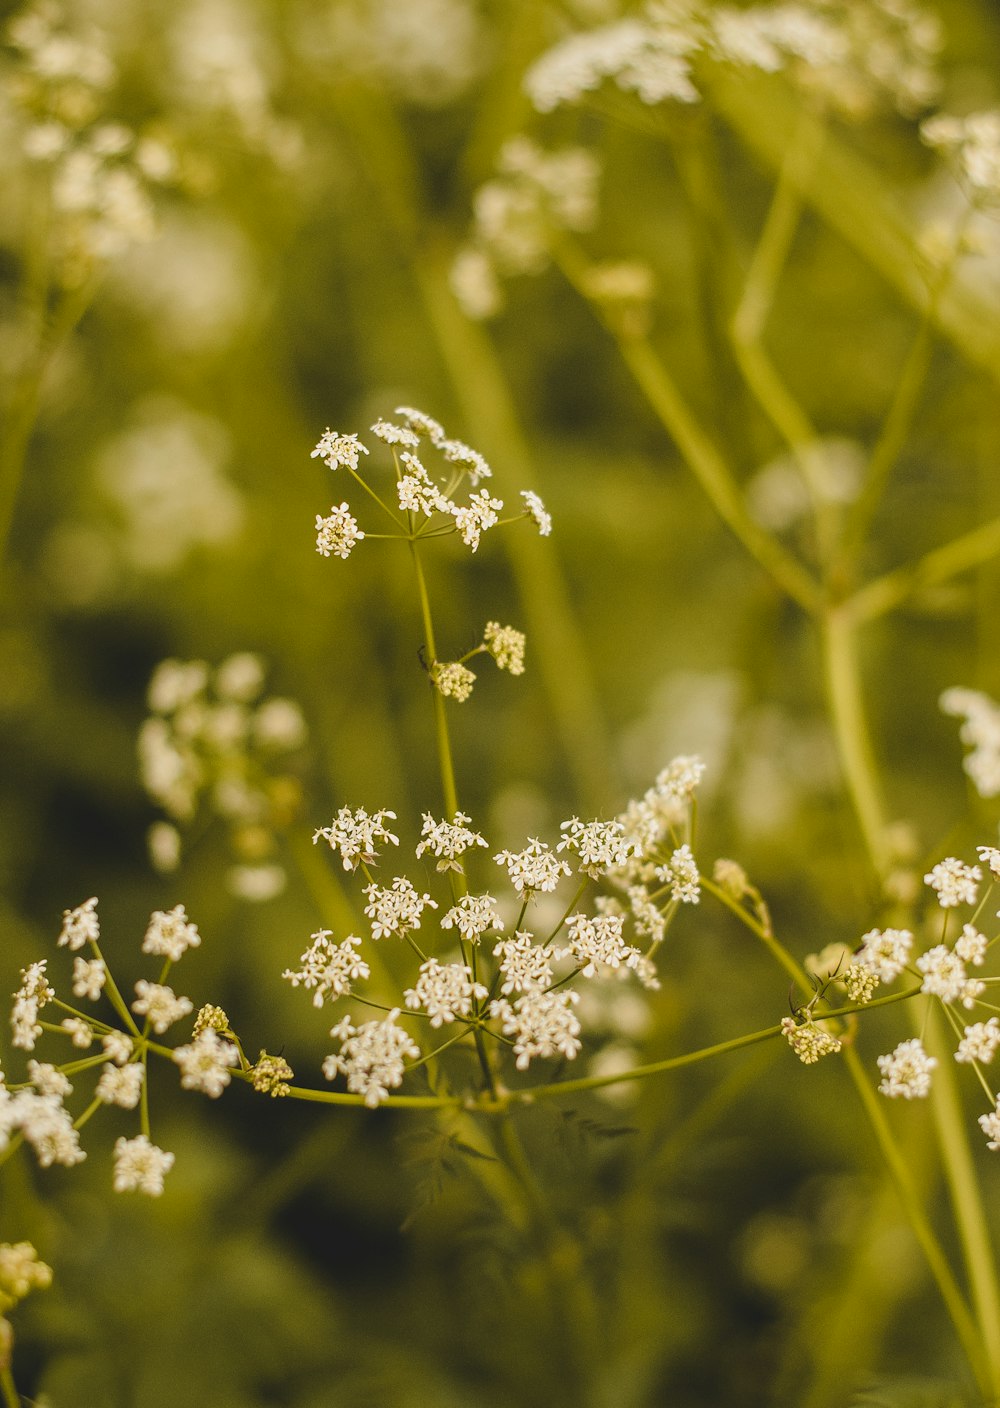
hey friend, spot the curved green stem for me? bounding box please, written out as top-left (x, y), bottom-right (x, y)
top-left (556, 239), bottom-right (820, 613)
top-left (842, 1044), bottom-right (989, 1396)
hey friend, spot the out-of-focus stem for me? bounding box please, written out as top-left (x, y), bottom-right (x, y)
top-left (925, 1004), bottom-right (1000, 1401)
top-left (555, 241), bottom-right (820, 613)
top-left (843, 1044), bottom-right (989, 1397)
top-left (819, 607), bottom-right (891, 880)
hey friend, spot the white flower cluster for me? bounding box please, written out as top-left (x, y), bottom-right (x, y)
top-left (323, 1011), bottom-right (421, 1108)
top-left (313, 805), bottom-right (399, 870)
top-left (313, 0), bottom-right (486, 109)
top-left (363, 878), bottom-right (438, 941)
top-left (941, 687), bottom-right (1000, 798)
top-left (416, 812), bottom-right (488, 872)
top-left (404, 959), bottom-right (488, 1026)
top-left (286, 782), bottom-right (710, 1100)
top-left (138, 653), bottom-right (307, 901)
top-left (0, 1242), bottom-right (52, 1314)
top-left (922, 112), bottom-right (1000, 206)
top-left (283, 931), bottom-right (370, 1005)
top-left (877, 1038), bottom-right (937, 1099)
top-left (4, 897), bottom-right (257, 1198)
top-left (4, 3), bottom-right (181, 282)
top-left (310, 406), bottom-right (551, 560)
top-left (524, 0), bottom-right (939, 122)
top-left (451, 136), bottom-right (600, 319)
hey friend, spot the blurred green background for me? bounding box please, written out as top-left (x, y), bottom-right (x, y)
top-left (4, 0), bottom-right (1000, 1403)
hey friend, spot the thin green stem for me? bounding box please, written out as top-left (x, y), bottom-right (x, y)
top-left (730, 117), bottom-right (838, 564)
top-left (555, 241), bottom-right (821, 613)
top-left (925, 1004), bottom-right (1000, 1401)
top-left (408, 538), bottom-right (460, 823)
top-left (842, 1044), bottom-right (989, 1397)
top-left (701, 874), bottom-right (811, 992)
top-left (0, 278), bottom-right (95, 575)
top-left (516, 1022), bottom-right (784, 1103)
top-left (819, 608), bottom-right (891, 879)
top-left (0, 1365), bottom-right (20, 1408)
top-left (847, 513), bottom-right (1000, 625)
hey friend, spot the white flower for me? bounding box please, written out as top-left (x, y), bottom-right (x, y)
top-left (438, 437), bottom-right (492, 483)
top-left (450, 245), bottom-right (503, 318)
top-left (655, 756), bottom-right (706, 801)
top-left (628, 886), bottom-right (666, 945)
top-left (483, 621), bottom-right (526, 675)
top-left (980, 1096), bottom-right (1000, 1150)
top-left (370, 418), bottom-right (419, 447)
top-left (431, 661), bottom-right (476, 701)
top-left (558, 816), bottom-right (637, 878)
top-left (559, 912), bottom-right (641, 977)
top-left (519, 489), bottom-right (552, 536)
top-left (393, 406), bottom-right (446, 442)
top-left (781, 1016), bottom-right (842, 1064)
top-left (322, 1009), bottom-right (420, 1107)
top-left (415, 812), bottom-right (487, 871)
top-left (173, 1029), bottom-right (239, 1097)
top-left (113, 1134), bottom-right (174, 1195)
top-left (878, 1038), bottom-right (937, 1098)
top-left (978, 844), bottom-right (1000, 878)
top-left (855, 927), bottom-right (913, 983)
top-left (214, 652), bottom-right (266, 702)
top-left (282, 931), bottom-right (370, 1006)
top-left (96, 1063), bottom-right (144, 1109)
top-left (490, 989), bottom-right (582, 1070)
top-left (313, 806), bottom-right (399, 870)
top-left (955, 924), bottom-right (988, 966)
top-left (11, 962), bottom-right (55, 1051)
top-left (315, 502), bottom-right (365, 559)
top-left (493, 932), bottom-right (555, 994)
top-left (72, 957), bottom-right (106, 1001)
top-left (494, 839), bottom-right (571, 893)
top-left (925, 857), bottom-right (981, 908)
top-left (311, 430), bottom-right (369, 471)
top-left (148, 821), bottom-right (182, 872)
top-left (450, 490), bottom-right (503, 551)
top-left (10, 1093), bottom-right (86, 1168)
top-left (27, 1062), bottom-right (71, 1097)
top-left (102, 1031), bottom-right (134, 1065)
top-left (397, 455), bottom-right (448, 516)
top-left (656, 844), bottom-right (700, 904)
top-left (363, 878), bottom-right (438, 940)
top-left (440, 893), bottom-right (505, 943)
top-left (61, 1018), bottom-right (94, 1048)
top-left (131, 981), bottom-right (193, 1034)
top-left (58, 897), bottom-right (99, 951)
top-left (254, 697), bottom-right (307, 750)
top-left (142, 904), bottom-right (201, 962)
top-left (404, 959), bottom-right (488, 1026)
top-left (917, 945), bottom-right (974, 1004)
top-left (956, 1018), bottom-right (1000, 1065)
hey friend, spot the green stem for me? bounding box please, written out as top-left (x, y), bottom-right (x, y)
top-left (847, 513), bottom-right (1000, 625)
top-left (0, 1364), bottom-right (20, 1408)
top-left (730, 117), bottom-right (837, 564)
top-left (842, 1044), bottom-right (989, 1397)
top-left (701, 874), bottom-right (811, 992)
top-left (924, 1004), bottom-right (1000, 1400)
top-left (0, 278), bottom-right (95, 575)
top-left (408, 538), bottom-right (460, 823)
top-left (556, 241), bottom-right (820, 613)
top-left (516, 1022), bottom-right (784, 1103)
top-left (819, 608), bottom-right (891, 879)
